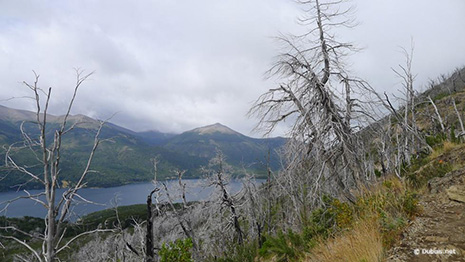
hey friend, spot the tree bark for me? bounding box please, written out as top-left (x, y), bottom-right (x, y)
top-left (145, 189), bottom-right (158, 262)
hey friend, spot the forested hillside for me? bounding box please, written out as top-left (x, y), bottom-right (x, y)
top-left (0, 107), bottom-right (284, 191)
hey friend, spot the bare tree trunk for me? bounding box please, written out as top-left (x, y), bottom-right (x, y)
top-left (2, 71), bottom-right (113, 262)
top-left (392, 43), bottom-right (418, 165)
top-left (145, 189), bottom-right (158, 262)
top-left (208, 150), bottom-right (243, 245)
top-left (452, 98), bottom-right (465, 136)
top-left (427, 96), bottom-right (445, 133)
top-left (449, 72), bottom-right (465, 137)
top-left (162, 170), bottom-right (200, 260)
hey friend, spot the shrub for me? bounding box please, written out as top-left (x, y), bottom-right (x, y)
top-left (259, 230), bottom-right (306, 262)
top-left (407, 159), bottom-right (452, 188)
top-left (425, 134), bottom-right (447, 147)
top-left (330, 199), bottom-right (354, 230)
top-left (305, 206), bottom-right (335, 239)
top-left (159, 238), bottom-right (193, 262)
top-left (354, 177), bottom-right (418, 249)
top-left (401, 191), bottom-right (420, 218)
top-left (212, 240), bottom-right (259, 262)
top-left (379, 213), bottom-right (406, 247)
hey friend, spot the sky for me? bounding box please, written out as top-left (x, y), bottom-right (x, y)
top-left (0, 0), bottom-right (464, 137)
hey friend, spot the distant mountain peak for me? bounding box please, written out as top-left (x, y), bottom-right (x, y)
top-left (191, 123), bottom-right (240, 135)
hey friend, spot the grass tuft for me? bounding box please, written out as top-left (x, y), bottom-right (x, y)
top-left (304, 218), bottom-right (383, 262)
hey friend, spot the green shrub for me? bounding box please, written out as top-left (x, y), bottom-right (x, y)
top-left (259, 230), bottom-right (305, 262)
top-left (330, 199), bottom-right (354, 229)
top-left (159, 238), bottom-right (193, 262)
top-left (379, 212), bottom-right (406, 247)
top-left (407, 160), bottom-right (452, 188)
top-left (433, 92), bottom-right (448, 101)
top-left (401, 191), bottom-right (420, 218)
top-left (305, 207), bottom-right (335, 238)
top-left (451, 126), bottom-right (457, 143)
top-left (425, 134), bottom-right (447, 148)
top-left (408, 153), bottom-right (430, 174)
top-left (212, 240), bottom-right (259, 262)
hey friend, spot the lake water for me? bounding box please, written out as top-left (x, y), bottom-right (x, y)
top-left (0, 178), bottom-right (262, 220)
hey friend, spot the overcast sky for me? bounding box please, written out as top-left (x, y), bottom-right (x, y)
top-left (1, 0), bottom-right (464, 137)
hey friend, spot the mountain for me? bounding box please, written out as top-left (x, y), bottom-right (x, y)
top-left (165, 123), bottom-right (285, 172)
top-left (0, 107), bottom-right (285, 191)
top-left (190, 123), bottom-right (242, 135)
top-left (136, 130), bottom-right (176, 145)
top-left (0, 107), bottom-right (188, 190)
top-left (0, 105), bottom-right (39, 122)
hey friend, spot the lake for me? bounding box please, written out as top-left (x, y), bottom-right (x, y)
top-left (0, 178), bottom-right (262, 220)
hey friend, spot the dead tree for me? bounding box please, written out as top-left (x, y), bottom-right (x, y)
top-left (373, 45), bottom-right (434, 176)
top-left (145, 157), bottom-right (161, 262)
top-left (427, 95), bottom-right (445, 133)
top-left (392, 43), bottom-right (419, 165)
top-left (206, 150), bottom-right (243, 245)
top-left (162, 169), bottom-right (200, 260)
top-left (249, 0), bottom-right (373, 215)
top-left (1, 71), bottom-right (113, 261)
top-left (448, 69), bottom-right (465, 138)
top-left (145, 188), bottom-right (158, 262)
top-left (239, 172), bottom-right (267, 248)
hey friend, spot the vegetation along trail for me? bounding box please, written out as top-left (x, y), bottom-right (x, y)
top-left (388, 158), bottom-right (465, 261)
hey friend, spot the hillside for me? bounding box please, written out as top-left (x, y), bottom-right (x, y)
top-left (164, 123), bottom-right (285, 171)
top-left (2, 69), bottom-right (464, 261)
top-left (0, 107), bottom-right (285, 191)
top-left (135, 130), bottom-right (176, 145)
top-left (297, 69), bottom-right (465, 261)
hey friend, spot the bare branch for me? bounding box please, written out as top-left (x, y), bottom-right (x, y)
top-left (0, 235), bottom-right (43, 262)
top-left (55, 228), bottom-right (115, 255)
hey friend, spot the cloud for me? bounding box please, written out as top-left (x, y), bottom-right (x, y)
top-left (0, 0), bottom-right (464, 137)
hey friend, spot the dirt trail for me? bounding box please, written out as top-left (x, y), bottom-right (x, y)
top-left (387, 169), bottom-right (465, 262)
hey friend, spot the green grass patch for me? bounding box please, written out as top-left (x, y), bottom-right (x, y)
top-left (433, 92), bottom-right (449, 102)
top-left (79, 204), bottom-right (147, 230)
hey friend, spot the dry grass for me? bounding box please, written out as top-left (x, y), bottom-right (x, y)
top-left (351, 177), bottom-right (406, 216)
top-left (357, 176), bottom-right (405, 196)
top-left (303, 218), bottom-right (384, 262)
top-left (430, 140), bottom-right (458, 159)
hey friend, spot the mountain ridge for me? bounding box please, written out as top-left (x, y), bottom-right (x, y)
top-left (0, 105), bottom-right (285, 191)
top-left (187, 123), bottom-right (243, 136)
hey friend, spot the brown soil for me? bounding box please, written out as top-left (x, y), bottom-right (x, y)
top-left (386, 168), bottom-right (465, 262)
